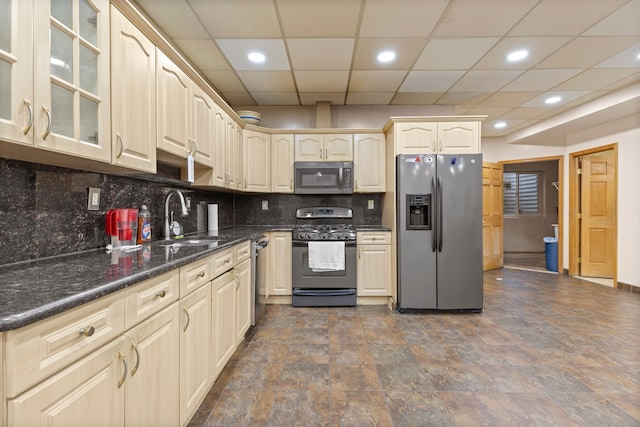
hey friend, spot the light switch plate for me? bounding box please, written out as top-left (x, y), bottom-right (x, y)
top-left (368, 200), bottom-right (374, 209)
top-left (88, 187), bottom-right (100, 210)
top-left (261, 200), bottom-right (269, 210)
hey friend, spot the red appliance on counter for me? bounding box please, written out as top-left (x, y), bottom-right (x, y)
top-left (106, 209), bottom-right (138, 248)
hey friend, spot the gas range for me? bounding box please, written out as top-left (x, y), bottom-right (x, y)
top-left (293, 206), bottom-right (356, 242)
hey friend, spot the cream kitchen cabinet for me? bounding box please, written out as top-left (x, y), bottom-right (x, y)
top-left (211, 270), bottom-right (236, 380)
top-left (225, 115), bottom-right (238, 189)
top-left (294, 134), bottom-right (353, 162)
top-left (357, 231), bottom-right (392, 298)
top-left (211, 103), bottom-right (227, 187)
top-left (110, 6), bottom-right (157, 173)
top-left (190, 84), bottom-right (215, 168)
top-left (266, 231), bottom-right (292, 301)
top-left (235, 258), bottom-right (252, 344)
top-left (394, 121), bottom-right (480, 154)
top-left (235, 122), bottom-right (243, 190)
top-left (242, 129), bottom-right (271, 192)
top-left (271, 134), bottom-right (294, 193)
top-left (179, 281), bottom-right (212, 426)
top-left (354, 133), bottom-right (386, 192)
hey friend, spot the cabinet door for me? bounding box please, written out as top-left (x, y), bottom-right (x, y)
top-left (267, 232), bottom-right (292, 296)
top-left (190, 84), bottom-right (214, 167)
top-left (234, 124), bottom-right (243, 190)
top-left (243, 129), bottom-right (271, 192)
top-left (8, 336), bottom-right (126, 427)
top-left (157, 50), bottom-right (189, 159)
top-left (357, 244), bottom-right (392, 297)
top-left (294, 134), bottom-right (322, 161)
top-left (110, 6), bottom-right (156, 173)
top-left (438, 121), bottom-right (480, 154)
top-left (212, 271), bottom-right (236, 379)
top-left (225, 115), bottom-right (235, 188)
top-left (395, 122), bottom-right (437, 154)
top-left (324, 134), bottom-right (353, 161)
top-left (271, 134), bottom-right (294, 193)
top-left (0, 0), bottom-right (33, 146)
top-left (180, 282), bottom-right (212, 426)
top-left (33, 0), bottom-right (111, 162)
top-left (235, 258), bottom-right (252, 344)
top-left (125, 303), bottom-right (179, 427)
top-left (354, 133), bottom-right (385, 192)
top-left (212, 104), bottom-right (227, 187)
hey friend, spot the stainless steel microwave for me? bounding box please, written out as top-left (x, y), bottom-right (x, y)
top-left (294, 162), bottom-right (353, 194)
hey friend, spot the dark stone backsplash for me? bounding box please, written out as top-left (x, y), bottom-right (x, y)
top-left (0, 158), bottom-right (382, 264)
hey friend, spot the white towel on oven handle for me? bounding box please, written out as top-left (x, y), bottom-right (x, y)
top-left (308, 241), bottom-right (345, 271)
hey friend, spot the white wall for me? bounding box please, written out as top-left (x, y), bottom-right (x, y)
top-left (482, 115), bottom-right (640, 287)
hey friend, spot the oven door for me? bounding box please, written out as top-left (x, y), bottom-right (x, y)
top-left (294, 162), bottom-right (353, 194)
top-left (292, 241), bottom-right (357, 289)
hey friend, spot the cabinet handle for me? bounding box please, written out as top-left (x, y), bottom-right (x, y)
top-left (42, 105), bottom-right (51, 140)
top-left (432, 140), bottom-right (436, 152)
top-left (358, 248), bottom-right (361, 259)
top-left (79, 326), bottom-right (95, 337)
top-left (117, 351), bottom-right (128, 388)
top-left (197, 271), bottom-right (205, 278)
top-left (290, 179), bottom-right (293, 190)
top-left (183, 307), bottom-right (190, 332)
top-left (156, 290), bottom-right (166, 298)
top-left (439, 140), bottom-right (443, 151)
top-left (131, 340), bottom-right (141, 376)
top-left (224, 259), bottom-right (230, 264)
top-left (23, 99), bottom-right (33, 135)
top-left (244, 179), bottom-right (247, 189)
top-left (191, 139), bottom-right (198, 156)
top-left (116, 133), bottom-right (124, 158)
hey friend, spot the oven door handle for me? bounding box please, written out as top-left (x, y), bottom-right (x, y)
top-left (338, 167), bottom-right (344, 189)
top-left (292, 240), bottom-right (356, 247)
top-left (292, 289), bottom-right (356, 297)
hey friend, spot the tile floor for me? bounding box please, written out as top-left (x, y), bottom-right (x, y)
top-left (189, 269), bottom-right (640, 426)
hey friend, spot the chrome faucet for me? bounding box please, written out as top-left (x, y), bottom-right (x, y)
top-left (163, 189), bottom-right (189, 240)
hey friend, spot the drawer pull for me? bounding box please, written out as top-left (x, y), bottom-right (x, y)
top-left (156, 290), bottom-right (166, 298)
top-left (79, 326), bottom-right (95, 337)
top-left (183, 307), bottom-right (190, 332)
top-left (197, 271), bottom-right (205, 278)
top-left (118, 351), bottom-right (128, 388)
top-left (23, 98), bottom-right (33, 135)
top-left (224, 259), bottom-right (230, 264)
top-left (131, 341), bottom-right (141, 376)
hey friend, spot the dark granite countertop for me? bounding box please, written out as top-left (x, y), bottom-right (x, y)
top-left (0, 226), bottom-right (291, 332)
top-left (355, 225), bottom-right (392, 231)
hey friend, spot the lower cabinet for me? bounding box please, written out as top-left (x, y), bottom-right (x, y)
top-left (179, 283), bottom-right (212, 426)
top-left (211, 270), bottom-right (236, 380)
top-left (266, 231), bottom-right (292, 300)
top-left (235, 258), bottom-right (252, 344)
top-left (357, 232), bottom-right (392, 298)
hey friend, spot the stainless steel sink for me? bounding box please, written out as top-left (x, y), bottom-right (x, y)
top-left (153, 238), bottom-right (221, 247)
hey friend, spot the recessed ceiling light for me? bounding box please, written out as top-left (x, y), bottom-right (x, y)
top-left (248, 52), bottom-right (266, 63)
top-left (507, 50), bottom-right (528, 62)
top-left (636, 52), bottom-right (640, 60)
top-left (494, 121), bottom-right (507, 129)
top-left (545, 96), bottom-right (562, 104)
top-left (377, 51), bottom-right (396, 63)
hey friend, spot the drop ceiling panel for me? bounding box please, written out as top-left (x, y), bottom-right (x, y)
top-left (399, 71), bottom-right (466, 92)
top-left (508, 0), bottom-right (630, 36)
top-left (287, 39), bottom-right (355, 70)
top-left (449, 70), bottom-right (523, 92)
top-left (501, 107), bottom-right (549, 120)
top-left (502, 69), bottom-right (584, 92)
top-left (254, 93), bottom-right (301, 106)
top-left (349, 70), bottom-right (408, 92)
top-left (535, 37), bottom-right (640, 69)
top-left (596, 43), bottom-right (640, 68)
top-left (221, 92), bottom-right (256, 106)
top-left (391, 92), bottom-right (445, 105)
top-left (359, 0), bottom-right (450, 37)
top-left (480, 92), bottom-right (542, 107)
top-left (413, 38), bottom-right (499, 70)
top-left (584, 0), bottom-right (640, 36)
top-left (300, 93), bottom-right (345, 105)
top-left (202, 70), bottom-right (247, 92)
top-left (135, 0), bottom-right (209, 39)
top-left (346, 92), bottom-right (395, 105)
top-left (435, 91), bottom-right (490, 106)
top-left (465, 107), bottom-right (512, 119)
top-left (217, 39), bottom-right (290, 71)
top-left (552, 69), bottom-right (640, 91)
top-left (521, 91), bottom-right (592, 108)
top-left (431, 0), bottom-right (538, 37)
top-left (174, 39), bottom-right (231, 71)
top-left (472, 37), bottom-right (573, 70)
top-left (187, 0), bottom-right (282, 38)
top-left (294, 71), bottom-right (350, 92)
top-left (352, 38), bottom-right (427, 70)
top-left (236, 71), bottom-right (296, 92)
top-left (276, 0), bottom-right (361, 37)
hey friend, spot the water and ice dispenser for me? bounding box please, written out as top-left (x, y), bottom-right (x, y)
top-left (406, 194), bottom-right (431, 230)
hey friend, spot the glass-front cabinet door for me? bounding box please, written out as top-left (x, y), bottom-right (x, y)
top-left (0, 0), bottom-right (34, 146)
top-left (34, 0), bottom-right (110, 162)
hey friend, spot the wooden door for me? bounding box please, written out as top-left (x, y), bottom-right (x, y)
top-left (482, 162), bottom-right (503, 271)
top-left (580, 152), bottom-right (616, 277)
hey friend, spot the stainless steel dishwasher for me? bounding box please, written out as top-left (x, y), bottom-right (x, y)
top-left (251, 236), bottom-right (269, 325)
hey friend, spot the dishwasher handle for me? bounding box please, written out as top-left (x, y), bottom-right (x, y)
top-left (254, 239), bottom-right (269, 251)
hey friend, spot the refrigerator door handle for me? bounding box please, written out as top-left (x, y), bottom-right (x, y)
top-left (438, 176), bottom-right (443, 252)
top-left (431, 176), bottom-right (437, 252)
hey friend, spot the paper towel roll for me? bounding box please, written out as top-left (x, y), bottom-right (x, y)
top-left (208, 204), bottom-right (218, 231)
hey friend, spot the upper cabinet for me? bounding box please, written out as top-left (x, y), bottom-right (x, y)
top-left (294, 133), bottom-right (353, 162)
top-left (354, 133), bottom-right (385, 193)
top-left (271, 134), bottom-right (294, 193)
top-left (242, 129), bottom-right (270, 192)
top-left (156, 50), bottom-right (189, 161)
top-left (110, 6), bottom-right (156, 173)
top-left (0, 0), bottom-right (33, 147)
top-left (190, 85), bottom-right (214, 168)
top-left (394, 121), bottom-right (480, 154)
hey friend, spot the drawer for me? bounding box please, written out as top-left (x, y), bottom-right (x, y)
top-left (180, 257), bottom-right (212, 297)
top-left (357, 231), bottom-right (391, 245)
top-left (4, 290), bottom-right (125, 397)
top-left (211, 247), bottom-right (235, 278)
top-left (235, 241), bottom-right (251, 263)
top-left (126, 270), bottom-right (179, 329)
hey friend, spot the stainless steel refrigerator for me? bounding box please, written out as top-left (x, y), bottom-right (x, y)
top-left (396, 153), bottom-right (483, 311)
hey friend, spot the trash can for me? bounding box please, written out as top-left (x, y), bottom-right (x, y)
top-left (543, 237), bottom-right (558, 272)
